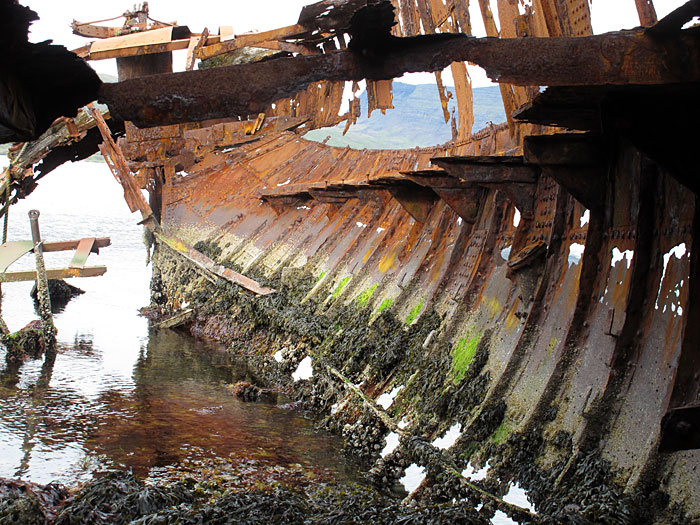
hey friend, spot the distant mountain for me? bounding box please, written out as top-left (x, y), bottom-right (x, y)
top-left (304, 82), bottom-right (506, 150)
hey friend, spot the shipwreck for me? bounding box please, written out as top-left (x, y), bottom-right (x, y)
top-left (1, 0), bottom-right (700, 522)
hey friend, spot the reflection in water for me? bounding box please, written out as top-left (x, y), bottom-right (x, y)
top-left (0, 328), bottom-right (357, 486)
top-left (0, 159), bottom-right (357, 487)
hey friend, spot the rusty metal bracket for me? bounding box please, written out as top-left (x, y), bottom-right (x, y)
top-left (432, 156), bottom-right (538, 219)
top-left (524, 134), bottom-right (607, 211)
top-left (402, 169), bottom-right (485, 223)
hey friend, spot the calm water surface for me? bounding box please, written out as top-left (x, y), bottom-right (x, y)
top-left (0, 158), bottom-right (357, 486)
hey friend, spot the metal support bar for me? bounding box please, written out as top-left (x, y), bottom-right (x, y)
top-left (28, 210), bottom-right (56, 352)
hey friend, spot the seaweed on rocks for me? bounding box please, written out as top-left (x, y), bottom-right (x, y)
top-left (6, 464), bottom-right (488, 525)
top-left (54, 471), bottom-right (196, 524)
top-left (0, 477), bottom-right (67, 525)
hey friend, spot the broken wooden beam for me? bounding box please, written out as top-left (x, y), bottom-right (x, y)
top-left (196, 24), bottom-right (309, 60)
top-left (156, 308), bottom-right (195, 329)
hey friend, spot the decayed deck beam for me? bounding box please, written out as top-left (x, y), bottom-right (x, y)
top-left (100, 28), bottom-right (700, 128)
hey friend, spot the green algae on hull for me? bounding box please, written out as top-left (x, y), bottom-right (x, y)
top-left (331, 276), bottom-right (351, 299)
top-left (450, 332), bottom-right (482, 384)
top-left (404, 300), bottom-right (424, 325)
top-left (376, 297), bottom-right (393, 315)
top-left (355, 284), bottom-right (378, 307)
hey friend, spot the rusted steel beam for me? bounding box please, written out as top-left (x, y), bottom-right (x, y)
top-left (100, 29), bottom-right (700, 128)
top-left (432, 156), bottom-right (538, 218)
top-left (647, 0), bottom-right (700, 36)
top-left (253, 40), bottom-right (321, 56)
top-left (431, 156), bottom-right (539, 183)
top-left (401, 170), bottom-right (485, 223)
top-left (523, 133), bottom-right (604, 165)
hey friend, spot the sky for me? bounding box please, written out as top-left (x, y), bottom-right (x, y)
top-left (21, 0), bottom-right (689, 87)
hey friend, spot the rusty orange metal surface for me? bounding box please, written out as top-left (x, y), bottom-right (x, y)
top-left (7, 0), bottom-right (700, 518)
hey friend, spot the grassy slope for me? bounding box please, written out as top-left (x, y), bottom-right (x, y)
top-left (304, 82), bottom-right (506, 150)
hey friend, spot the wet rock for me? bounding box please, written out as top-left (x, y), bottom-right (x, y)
top-left (1, 320), bottom-right (51, 362)
top-left (31, 279), bottom-right (84, 312)
top-left (228, 381), bottom-right (278, 402)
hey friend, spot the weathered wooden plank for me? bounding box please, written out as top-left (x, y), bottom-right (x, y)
top-left (88, 39), bottom-right (191, 60)
top-left (0, 266), bottom-right (107, 283)
top-left (43, 237), bottom-right (111, 253)
top-left (69, 237), bottom-right (96, 269)
top-left (197, 24), bottom-right (307, 60)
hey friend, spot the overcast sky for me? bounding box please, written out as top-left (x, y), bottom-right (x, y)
top-left (21, 0), bottom-right (688, 87)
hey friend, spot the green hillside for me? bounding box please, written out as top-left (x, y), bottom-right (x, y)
top-left (304, 83), bottom-right (506, 149)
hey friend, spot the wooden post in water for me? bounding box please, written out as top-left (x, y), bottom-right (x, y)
top-left (28, 210), bottom-right (56, 352)
top-left (0, 176), bottom-right (9, 334)
top-left (0, 291), bottom-right (9, 336)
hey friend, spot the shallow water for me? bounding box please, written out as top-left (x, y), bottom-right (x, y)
top-left (0, 158), bottom-right (357, 486)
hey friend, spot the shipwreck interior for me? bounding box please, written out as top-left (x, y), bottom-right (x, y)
top-left (1, 0), bottom-right (700, 522)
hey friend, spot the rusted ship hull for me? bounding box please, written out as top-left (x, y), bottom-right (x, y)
top-left (3, 0), bottom-right (700, 521)
top-left (141, 105), bottom-right (698, 520)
